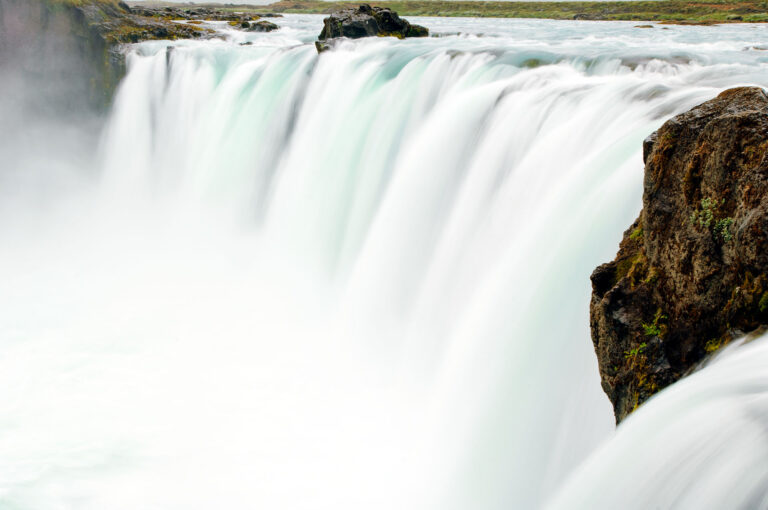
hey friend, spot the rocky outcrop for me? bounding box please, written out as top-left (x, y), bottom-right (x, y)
top-left (0, 0), bottom-right (273, 112)
top-left (590, 87), bottom-right (768, 423)
top-left (0, 0), bottom-right (222, 111)
top-left (242, 20), bottom-right (279, 32)
top-left (1, 0), bottom-right (125, 111)
top-left (132, 6), bottom-right (252, 22)
top-left (131, 5), bottom-right (279, 29)
top-left (317, 4), bottom-right (428, 42)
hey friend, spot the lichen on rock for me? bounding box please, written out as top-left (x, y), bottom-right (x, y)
top-left (590, 87), bottom-right (768, 423)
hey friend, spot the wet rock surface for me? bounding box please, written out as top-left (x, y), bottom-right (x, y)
top-left (317, 4), bottom-right (428, 42)
top-left (0, 0), bottom-right (132, 110)
top-left (0, 0), bottom-right (278, 110)
top-left (590, 87), bottom-right (768, 423)
top-left (242, 20), bottom-right (279, 32)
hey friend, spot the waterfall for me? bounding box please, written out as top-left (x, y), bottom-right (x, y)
top-left (546, 331), bottom-right (768, 510)
top-left (2, 15), bottom-right (768, 510)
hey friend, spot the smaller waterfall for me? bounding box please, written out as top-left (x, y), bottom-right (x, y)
top-left (546, 332), bottom-right (768, 510)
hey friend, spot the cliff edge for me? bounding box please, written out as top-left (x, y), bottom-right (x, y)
top-left (0, 0), bottom-right (215, 111)
top-left (590, 87), bottom-right (768, 423)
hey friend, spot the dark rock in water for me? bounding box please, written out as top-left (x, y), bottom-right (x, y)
top-left (258, 13), bottom-right (284, 18)
top-left (315, 39), bottom-right (344, 53)
top-left (248, 20), bottom-right (279, 32)
top-left (590, 87), bottom-right (768, 423)
top-left (317, 4), bottom-right (428, 44)
top-left (406, 23), bottom-right (429, 37)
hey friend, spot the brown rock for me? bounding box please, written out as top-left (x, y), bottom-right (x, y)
top-left (317, 4), bottom-right (428, 43)
top-left (590, 87), bottom-right (768, 423)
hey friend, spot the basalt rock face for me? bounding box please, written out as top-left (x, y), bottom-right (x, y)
top-left (590, 87), bottom-right (768, 423)
top-left (1, 0), bottom-right (125, 112)
top-left (317, 4), bottom-right (428, 42)
top-left (0, 0), bottom-right (214, 112)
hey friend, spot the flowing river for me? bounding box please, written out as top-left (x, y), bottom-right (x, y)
top-left (2, 14), bottom-right (768, 510)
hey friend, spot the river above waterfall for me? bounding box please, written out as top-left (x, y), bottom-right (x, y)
top-left (2, 14), bottom-right (768, 510)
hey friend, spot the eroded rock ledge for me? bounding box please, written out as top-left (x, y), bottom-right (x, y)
top-left (590, 87), bottom-right (768, 423)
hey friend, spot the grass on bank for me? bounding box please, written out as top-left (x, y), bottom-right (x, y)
top-left (130, 0), bottom-right (768, 24)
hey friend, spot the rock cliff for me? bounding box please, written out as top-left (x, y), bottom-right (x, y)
top-left (1, 0), bottom-right (126, 111)
top-left (0, 0), bottom-right (242, 112)
top-left (590, 87), bottom-right (768, 423)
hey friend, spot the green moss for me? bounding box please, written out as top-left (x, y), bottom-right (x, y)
top-left (614, 250), bottom-right (648, 289)
top-left (642, 323), bottom-right (661, 336)
top-left (704, 337), bottom-right (723, 353)
top-left (714, 217), bottom-right (734, 242)
top-left (629, 226), bottom-right (644, 240)
top-left (643, 266), bottom-right (659, 285)
top-left (103, 21), bottom-right (207, 44)
top-left (378, 31), bottom-right (406, 39)
top-left (690, 197), bottom-right (734, 244)
top-left (759, 292), bottom-right (768, 313)
top-left (624, 340), bottom-right (658, 416)
top-left (624, 342), bottom-right (647, 359)
top-left (690, 197), bottom-right (720, 228)
top-left (641, 308), bottom-right (667, 337)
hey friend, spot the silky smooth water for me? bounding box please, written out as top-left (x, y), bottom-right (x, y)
top-left (2, 15), bottom-right (768, 510)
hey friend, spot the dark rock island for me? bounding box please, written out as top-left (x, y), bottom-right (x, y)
top-left (315, 4), bottom-right (428, 52)
top-left (590, 87), bottom-right (768, 423)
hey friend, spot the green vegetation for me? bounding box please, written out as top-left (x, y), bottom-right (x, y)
top-left (690, 197), bottom-right (720, 228)
top-left (642, 322), bottom-right (661, 336)
top-left (760, 291), bottom-right (768, 313)
top-left (630, 226), bottom-right (643, 240)
top-left (135, 0), bottom-right (768, 24)
top-left (690, 197), bottom-right (734, 243)
top-left (704, 337), bottom-right (723, 353)
top-left (642, 308), bottom-right (667, 337)
top-left (714, 217), bottom-right (734, 242)
top-left (624, 342), bottom-right (646, 359)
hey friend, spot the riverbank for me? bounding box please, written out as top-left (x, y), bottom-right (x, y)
top-left (131, 0), bottom-right (768, 24)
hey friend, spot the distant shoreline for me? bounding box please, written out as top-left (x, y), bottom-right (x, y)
top-left (128, 0), bottom-right (768, 24)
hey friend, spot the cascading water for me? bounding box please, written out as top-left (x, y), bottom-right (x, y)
top-left (2, 14), bottom-right (768, 510)
top-left (546, 330), bottom-right (768, 510)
